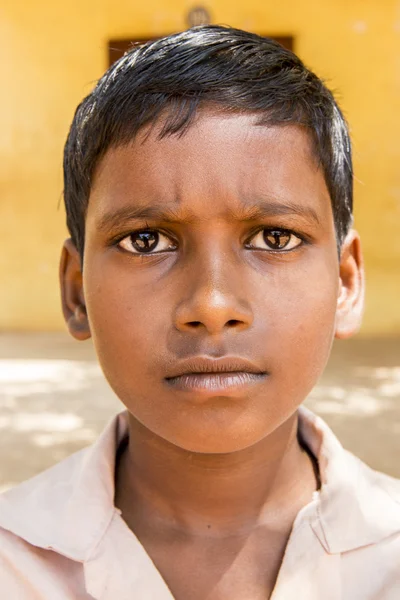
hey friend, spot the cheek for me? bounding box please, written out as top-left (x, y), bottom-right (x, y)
top-left (84, 268), bottom-right (168, 374)
top-left (264, 260), bottom-right (339, 390)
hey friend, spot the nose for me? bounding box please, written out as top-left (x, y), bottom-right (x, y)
top-left (173, 250), bottom-right (254, 336)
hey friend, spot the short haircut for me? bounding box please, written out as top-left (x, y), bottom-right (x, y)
top-left (63, 25), bottom-right (353, 259)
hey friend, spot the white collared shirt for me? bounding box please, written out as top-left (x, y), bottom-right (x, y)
top-left (1, 407), bottom-right (400, 599)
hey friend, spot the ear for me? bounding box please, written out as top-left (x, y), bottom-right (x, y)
top-left (59, 239), bottom-right (91, 341)
top-left (335, 229), bottom-right (365, 339)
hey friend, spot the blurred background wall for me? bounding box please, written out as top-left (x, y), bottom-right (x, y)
top-left (0, 0), bottom-right (399, 334)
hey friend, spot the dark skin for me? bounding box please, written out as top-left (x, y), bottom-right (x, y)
top-left (60, 113), bottom-right (364, 599)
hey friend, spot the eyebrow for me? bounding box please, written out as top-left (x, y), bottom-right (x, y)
top-left (228, 200), bottom-right (321, 225)
top-left (97, 198), bottom-right (321, 232)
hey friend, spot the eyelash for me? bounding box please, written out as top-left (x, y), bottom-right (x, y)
top-left (113, 226), bottom-right (308, 256)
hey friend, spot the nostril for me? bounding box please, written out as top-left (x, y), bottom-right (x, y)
top-left (187, 319), bottom-right (242, 329)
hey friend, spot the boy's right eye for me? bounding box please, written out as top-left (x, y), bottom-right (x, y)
top-left (117, 229), bottom-right (178, 254)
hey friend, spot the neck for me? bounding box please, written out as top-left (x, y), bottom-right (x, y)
top-left (115, 411), bottom-right (317, 537)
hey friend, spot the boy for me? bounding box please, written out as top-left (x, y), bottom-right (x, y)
top-left (1, 25), bottom-right (400, 599)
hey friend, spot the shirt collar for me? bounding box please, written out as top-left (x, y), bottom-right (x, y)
top-left (298, 406), bottom-right (400, 553)
top-left (1, 407), bottom-right (400, 561)
top-left (0, 410), bottom-right (129, 561)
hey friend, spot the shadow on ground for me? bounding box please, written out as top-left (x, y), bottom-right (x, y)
top-left (0, 333), bottom-right (399, 490)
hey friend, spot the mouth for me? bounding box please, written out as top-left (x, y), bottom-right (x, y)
top-left (165, 371), bottom-right (267, 393)
top-left (164, 356), bottom-right (268, 395)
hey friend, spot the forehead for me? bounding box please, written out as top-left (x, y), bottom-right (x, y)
top-left (88, 113), bottom-right (332, 222)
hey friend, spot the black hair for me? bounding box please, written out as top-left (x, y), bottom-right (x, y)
top-left (63, 25), bottom-right (353, 258)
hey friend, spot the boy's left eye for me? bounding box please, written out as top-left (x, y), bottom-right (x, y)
top-left (245, 228), bottom-right (303, 252)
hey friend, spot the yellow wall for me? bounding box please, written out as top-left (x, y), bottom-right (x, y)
top-left (1, 0), bottom-right (399, 334)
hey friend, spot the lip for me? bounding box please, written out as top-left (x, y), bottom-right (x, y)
top-left (165, 356), bottom-right (267, 395)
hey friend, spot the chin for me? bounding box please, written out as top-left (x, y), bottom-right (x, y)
top-left (125, 389), bottom-right (301, 454)
top-left (159, 418), bottom-right (283, 455)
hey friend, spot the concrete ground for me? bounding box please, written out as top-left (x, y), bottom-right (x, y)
top-left (0, 332), bottom-right (399, 491)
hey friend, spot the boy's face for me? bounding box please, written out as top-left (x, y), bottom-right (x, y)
top-left (61, 112), bottom-right (363, 453)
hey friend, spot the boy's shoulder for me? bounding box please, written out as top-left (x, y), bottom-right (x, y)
top-left (2, 407), bottom-right (400, 554)
top-left (1, 407), bottom-right (400, 551)
top-left (1, 408), bottom-right (400, 599)
top-left (0, 447), bottom-right (95, 554)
